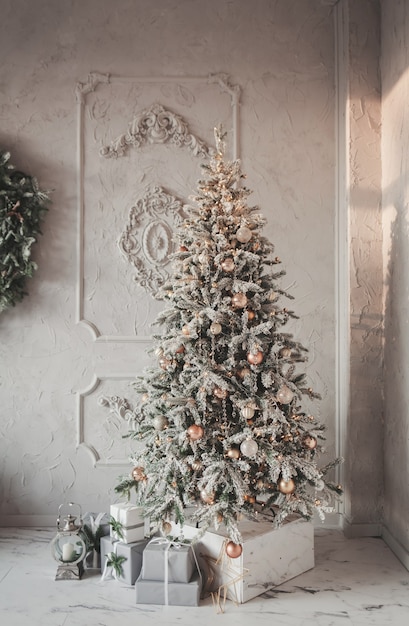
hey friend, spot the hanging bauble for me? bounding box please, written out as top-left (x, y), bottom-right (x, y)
top-left (247, 310), bottom-right (255, 320)
top-left (276, 385), bottom-right (294, 404)
top-left (162, 521), bottom-right (172, 535)
top-left (247, 351), bottom-right (264, 365)
top-left (221, 257), bottom-right (235, 272)
top-left (269, 291), bottom-right (278, 301)
top-left (179, 246), bottom-right (188, 252)
top-left (213, 386), bottom-right (228, 399)
top-left (175, 345), bottom-right (185, 354)
top-left (280, 347), bottom-right (292, 358)
top-left (256, 479), bottom-right (265, 490)
top-left (232, 292), bottom-right (248, 308)
top-left (278, 478), bottom-right (296, 494)
top-left (132, 466), bottom-right (146, 481)
top-left (244, 494), bottom-right (256, 504)
top-left (141, 393), bottom-right (149, 403)
top-left (237, 367), bottom-right (251, 379)
top-left (236, 226), bottom-right (252, 243)
top-left (226, 448), bottom-right (240, 459)
top-left (241, 405), bottom-right (255, 419)
top-left (187, 424), bottom-right (204, 441)
top-left (210, 322), bottom-right (222, 335)
top-left (182, 325), bottom-right (190, 336)
top-left (200, 490), bottom-right (215, 505)
top-left (225, 541), bottom-right (242, 558)
top-left (240, 438), bottom-right (259, 457)
top-left (303, 435), bottom-right (317, 450)
top-left (155, 347), bottom-right (164, 357)
top-left (153, 415), bottom-right (168, 431)
top-left (159, 357), bottom-right (172, 370)
top-left (191, 460), bottom-right (203, 471)
top-left (315, 479), bottom-right (325, 491)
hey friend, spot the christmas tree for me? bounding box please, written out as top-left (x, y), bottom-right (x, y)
top-left (113, 128), bottom-right (341, 553)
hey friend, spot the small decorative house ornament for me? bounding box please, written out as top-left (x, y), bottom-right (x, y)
top-left (50, 502), bottom-right (88, 580)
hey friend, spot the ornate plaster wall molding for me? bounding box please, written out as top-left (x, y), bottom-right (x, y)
top-left (100, 103), bottom-right (212, 159)
top-left (118, 185), bottom-right (186, 296)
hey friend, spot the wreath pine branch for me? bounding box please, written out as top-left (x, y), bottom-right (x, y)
top-left (0, 150), bottom-right (50, 313)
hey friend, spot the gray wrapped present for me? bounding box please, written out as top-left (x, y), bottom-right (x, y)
top-left (141, 537), bottom-right (195, 583)
top-left (83, 512), bottom-right (110, 569)
top-left (100, 535), bottom-right (149, 586)
top-left (135, 570), bottom-right (201, 606)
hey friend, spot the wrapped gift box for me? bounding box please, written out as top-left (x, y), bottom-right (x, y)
top-left (83, 512), bottom-right (110, 569)
top-left (172, 517), bottom-right (314, 603)
top-left (110, 503), bottom-right (146, 543)
top-left (141, 540), bottom-right (195, 583)
top-left (135, 570), bottom-right (201, 606)
top-left (100, 536), bottom-right (149, 586)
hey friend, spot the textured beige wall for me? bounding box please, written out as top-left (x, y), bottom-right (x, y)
top-left (0, 0), bottom-right (339, 524)
top-left (382, 0), bottom-right (409, 556)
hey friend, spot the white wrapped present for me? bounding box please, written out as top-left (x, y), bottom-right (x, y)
top-left (110, 503), bottom-right (147, 544)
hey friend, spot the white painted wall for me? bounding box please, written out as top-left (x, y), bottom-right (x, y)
top-left (381, 0), bottom-right (409, 564)
top-left (0, 0), bottom-right (380, 531)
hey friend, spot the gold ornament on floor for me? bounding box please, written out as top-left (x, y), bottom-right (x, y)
top-left (247, 350), bottom-right (263, 365)
top-left (187, 424), bottom-right (204, 441)
top-left (278, 478), bottom-right (296, 494)
top-left (225, 541), bottom-right (243, 558)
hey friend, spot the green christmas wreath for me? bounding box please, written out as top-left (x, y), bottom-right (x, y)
top-left (0, 150), bottom-right (50, 313)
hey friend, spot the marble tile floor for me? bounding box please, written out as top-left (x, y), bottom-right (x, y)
top-left (1, 527), bottom-right (409, 626)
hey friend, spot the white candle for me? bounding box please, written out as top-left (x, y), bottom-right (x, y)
top-left (62, 542), bottom-right (76, 562)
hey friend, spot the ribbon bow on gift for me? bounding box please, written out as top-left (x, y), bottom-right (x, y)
top-left (146, 536), bottom-right (202, 606)
top-left (100, 540), bottom-right (127, 582)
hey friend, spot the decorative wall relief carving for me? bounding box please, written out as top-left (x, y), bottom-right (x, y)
top-left (118, 185), bottom-right (186, 296)
top-left (100, 103), bottom-right (212, 159)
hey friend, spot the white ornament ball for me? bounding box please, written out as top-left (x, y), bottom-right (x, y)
top-left (153, 415), bottom-right (168, 431)
top-left (242, 406), bottom-right (255, 419)
top-left (240, 438), bottom-right (259, 458)
top-left (316, 479), bottom-right (325, 491)
top-left (236, 226), bottom-right (252, 243)
top-left (210, 322), bottom-right (222, 335)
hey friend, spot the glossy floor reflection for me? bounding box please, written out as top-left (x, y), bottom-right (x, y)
top-left (1, 528), bottom-right (409, 625)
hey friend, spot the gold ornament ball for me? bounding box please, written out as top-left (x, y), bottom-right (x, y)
top-left (276, 385), bottom-right (294, 404)
top-left (191, 459), bottom-right (203, 471)
top-left (232, 292), bottom-right (248, 308)
top-left (182, 325), bottom-right (190, 336)
top-left (221, 257), bottom-right (235, 272)
top-left (236, 226), bottom-right (252, 243)
top-left (280, 347), bottom-right (292, 358)
top-left (237, 367), bottom-right (251, 379)
top-left (247, 310), bottom-right (255, 320)
top-left (162, 521), bottom-right (172, 534)
top-left (132, 466), bottom-right (146, 481)
top-left (303, 435), bottom-right (318, 450)
top-left (210, 322), bottom-right (222, 335)
top-left (200, 490), bottom-right (215, 504)
top-left (213, 386), bottom-right (228, 399)
top-left (175, 345), bottom-right (185, 354)
top-left (187, 424), bottom-right (204, 441)
top-left (278, 478), bottom-right (296, 494)
top-left (159, 357), bottom-right (172, 370)
top-left (226, 448), bottom-right (240, 459)
top-left (225, 541), bottom-right (243, 558)
top-left (247, 351), bottom-right (264, 365)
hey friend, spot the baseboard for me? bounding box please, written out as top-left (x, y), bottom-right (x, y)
top-left (342, 517), bottom-right (382, 538)
top-left (382, 525), bottom-right (409, 572)
top-left (0, 515), bottom-right (56, 528)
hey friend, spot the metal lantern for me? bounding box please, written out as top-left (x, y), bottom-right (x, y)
top-left (50, 502), bottom-right (88, 580)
